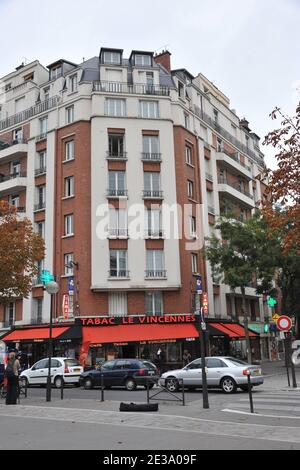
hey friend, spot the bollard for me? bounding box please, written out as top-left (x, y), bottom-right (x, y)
top-left (61, 378), bottom-right (64, 400)
top-left (181, 379), bottom-right (185, 407)
top-left (24, 380), bottom-right (28, 399)
top-left (247, 373), bottom-right (254, 414)
top-left (146, 378), bottom-right (150, 404)
top-left (101, 373), bottom-right (104, 402)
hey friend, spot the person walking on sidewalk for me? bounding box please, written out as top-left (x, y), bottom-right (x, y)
top-left (5, 351), bottom-right (20, 405)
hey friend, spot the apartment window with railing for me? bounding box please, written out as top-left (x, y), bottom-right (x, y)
top-left (109, 208), bottom-right (127, 237)
top-left (66, 105), bottom-right (74, 124)
top-left (105, 98), bottom-right (126, 117)
top-left (187, 180), bottom-right (194, 199)
top-left (64, 176), bottom-right (74, 198)
top-left (35, 185), bottom-right (46, 211)
top-left (64, 253), bottom-right (74, 276)
top-left (109, 250), bottom-right (128, 278)
top-left (145, 292), bottom-right (163, 316)
top-left (145, 208), bottom-right (162, 238)
top-left (142, 135), bottom-right (160, 160)
top-left (65, 140), bottom-right (75, 161)
top-left (190, 216), bottom-right (197, 238)
top-left (35, 221), bottom-right (45, 239)
top-left (108, 134), bottom-right (125, 158)
top-left (64, 214), bottom-right (74, 236)
top-left (108, 171), bottom-right (126, 197)
top-left (5, 302), bottom-right (15, 327)
top-left (144, 172), bottom-right (161, 198)
top-left (36, 150), bottom-right (46, 175)
top-left (139, 100), bottom-right (159, 119)
top-left (146, 72), bottom-right (154, 92)
top-left (13, 128), bottom-right (23, 142)
top-left (10, 160), bottom-right (21, 177)
top-left (69, 74), bottom-right (78, 93)
top-left (191, 253), bottom-right (198, 274)
top-left (33, 298), bottom-right (43, 325)
top-left (146, 250), bottom-right (166, 278)
top-left (39, 117), bottom-right (48, 138)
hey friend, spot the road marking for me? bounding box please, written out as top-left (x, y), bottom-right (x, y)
top-left (223, 408), bottom-right (300, 420)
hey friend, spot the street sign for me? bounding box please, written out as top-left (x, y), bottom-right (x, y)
top-left (196, 275), bottom-right (203, 295)
top-left (272, 314), bottom-right (280, 322)
top-left (202, 293), bottom-right (209, 315)
top-left (277, 316), bottom-right (292, 332)
top-left (62, 294), bottom-right (69, 320)
top-left (68, 277), bottom-right (75, 295)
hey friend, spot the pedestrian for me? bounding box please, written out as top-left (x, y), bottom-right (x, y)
top-left (156, 347), bottom-right (166, 375)
top-left (183, 350), bottom-right (192, 367)
top-left (5, 351), bottom-right (20, 405)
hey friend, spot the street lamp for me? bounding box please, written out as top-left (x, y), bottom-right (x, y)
top-left (45, 281), bottom-right (59, 402)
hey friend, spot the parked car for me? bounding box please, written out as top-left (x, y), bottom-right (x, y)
top-left (80, 359), bottom-right (159, 391)
top-left (160, 357), bottom-right (264, 394)
top-left (20, 358), bottom-right (83, 388)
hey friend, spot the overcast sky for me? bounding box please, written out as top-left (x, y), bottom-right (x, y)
top-left (0, 0), bottom-right (299, 168)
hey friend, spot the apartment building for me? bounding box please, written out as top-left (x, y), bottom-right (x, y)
top-left (0, 48), bottom-right (273, 366)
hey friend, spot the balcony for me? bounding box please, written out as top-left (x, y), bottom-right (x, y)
top-left (107, 189), bottom-right (128, 198)
top-left (36, 133), bottom-right (47, 143)
top-left (93, 81), bottom-right (170, 96)
top-left (144, 229), bottom-right (164, 239)
top-left (141, 153), bottom-right (162, 162)
top-left (0, 139), bottom-right (28, 162)
top-left (108, 270), bottom-right (130, 279)
top-left (108, 228), bottom-right (129, 238)
top-left (145, 270), bottom-right (167, 279)
top-left (0, 96), bottom-right (61, 132)
top-left (142, 190), bottom-right (164, 200)
top-left (35, 166), bottom-right (47, 176)
top-left (34, 201), bottom-right (46, 212)
top-left (106, 151), bottom-right (128, 161)
top-left (218, 177), bottom-right (254, 207)
top-left (0, 172), bottom-right (27, 194)
top-left (217, 148), bottom-right (252, 179)
top-left (207, 206), bottom-right (216, 215)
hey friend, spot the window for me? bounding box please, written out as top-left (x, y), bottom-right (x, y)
top-left (35, 221), bottom-right (45, 239)
top-left (105, 98), bottom-right (126, 117)
top-left (135, 54), bottom-right (152, 67)
top-left (10, 160), bottom-right (21, 176)
top-left (109, 250), bottom-right (128, 277)
top-left (13, 128), bottom-right (23, 142)
top-left (109, 208), bottom-right (127, 237)
top-left (143, 136), bottom-right (159, 157)
top-left (9, 194), bottom-right (20, 207)
top-left (44, 87), bottom-right (50, 101)
top-left (37, 259), bottom-right (45, 279)
top-left (108, 134), bottom-right (124, 157)
top-left (64, 253), bottom-right (74, 275)
top-left (184, 113), bottom-right (190, 129)
top-left (185, 146), bottom-right (193, 165)
top-left (37, 150), bottom-right (46, 172)
top-left (144, 172), bottom-right (160, 192)
top-left (108, 292), bottom-right (128, 316)
top-left (190, 217), bottom-right (196, 237)
top-left (69, 74), bottom-right (78, 93)
top-left (108, 171), bottom-right (126, 196)
top-left (178, 82), bottom-right (185, 99)
top-left (103, 51), bottom-right (121, 64)
top-left (36, 185), bottom-right (46, 210)
top-left (139, 101), bottom-right (159, 119)
top-left (146, 72), bottom-right (154, 92)
top-left (39, 117), bottom-right (48, 135)
top-left (65, 141), bottom-right (75, 161)
top-left (213, 109), bottom-right (219, 123)
top-left (5, 83), bottom-right (12, 92)
top-left (66, 106), bottom-right (74, 124)
top-left (64, 214), bottom-right (74, 236)
top-left (217, 138), bottom-right (223, 152)
top-left (145, 292), bottom-right (163, 316)
top-left (146, 250), bottom-right (165, 277)
top-left (51, 65), bottom-right (62, 80)
top-left (5, 302), bottom-right (15, 326)
top-left (33, 298), bottom-right (43, 324)
top-left (187, 180), bottom-right (194, 199)
top-left (64, 176), bottom-right (74, 197)
top-left (145, 208), bottom-right (162, 237)
top-left (206, 358), bottom-right (227, 368)
top-left (191, 254), bottom-right (198, 274)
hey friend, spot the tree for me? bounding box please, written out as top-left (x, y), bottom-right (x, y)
top-left (0, 201), bottom-right (45, 304)
top-left (205, 213), bottom-right (277, 364)
top-left (263, 104), bottom-right (300, 254)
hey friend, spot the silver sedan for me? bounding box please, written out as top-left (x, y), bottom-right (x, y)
top-left (160, 357), bottom-right (264, 394)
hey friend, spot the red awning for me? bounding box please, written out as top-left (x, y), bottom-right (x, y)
top-left (210, 323), bottom-right (257, 338)
top-left (2, 327), bottom-right (69, 342)
top-left (82, 324), bottom-right (199, 345)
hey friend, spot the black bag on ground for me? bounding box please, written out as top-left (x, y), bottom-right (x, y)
top-left (119, 402), bottom-right (159, 412)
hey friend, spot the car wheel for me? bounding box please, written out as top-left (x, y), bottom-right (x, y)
top-left (54, 376), bottom-right (64, 389)
top-left (165, 377), bottom-right (179, 392)
top-left (83, 377), bottom-right (93, 390)
top-left (125, 378), bottom-right (137, 391)
top-left (221, 377), bottom-right (237, 394)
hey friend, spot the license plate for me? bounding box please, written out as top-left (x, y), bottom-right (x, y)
top-left (148, 371), bottom-right (155, 375)
top-left (73, 369), bottom-right (81, 373)
top-left (253, 370), bottom-right (261, 376)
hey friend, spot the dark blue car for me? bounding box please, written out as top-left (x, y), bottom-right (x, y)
top-left (80, 359), bottom-right (158, 391)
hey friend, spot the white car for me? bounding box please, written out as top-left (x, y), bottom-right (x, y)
top-left (160, 357), bottom-right (264, 394)
top-left (20, 357), bottom-right (83, 388)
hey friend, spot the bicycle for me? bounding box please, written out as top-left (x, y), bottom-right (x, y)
top-left (0, 377), bottom-right (27, 401)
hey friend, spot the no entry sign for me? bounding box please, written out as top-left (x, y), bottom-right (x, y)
top-left (276, 316), bottom-right (292, 332)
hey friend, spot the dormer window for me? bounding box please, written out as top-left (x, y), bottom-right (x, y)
top-left (135, 54), bottom-right (152, 67)
top-left (24, 72), bottom-right (34, 82)
top-left (103, 51), bottom-right (121, 65)
top-left (178, 81), bottom-right (185, 99)
top-left (69, 74), bottom-right (78, 92)
top-left (50, 65), bottom-right (62, 80)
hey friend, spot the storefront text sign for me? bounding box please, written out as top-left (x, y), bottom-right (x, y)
top-left (81, 314), bottom-right (196, 327)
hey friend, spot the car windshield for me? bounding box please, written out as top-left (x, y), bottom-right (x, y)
top-left (64, 359), bottom-right (81, 367)
top-left (225, 357), bottom-right (249, 366)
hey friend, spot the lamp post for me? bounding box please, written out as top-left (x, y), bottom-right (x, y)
top-left (45, 281), bottom-right (60, 402)
top-left (195, 275), bottom-right (209, 410)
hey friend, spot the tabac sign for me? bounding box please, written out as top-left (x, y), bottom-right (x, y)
top-left (81, 314), bottom-right (196, 327)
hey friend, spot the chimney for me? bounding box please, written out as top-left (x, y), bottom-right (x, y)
top-left (154, 50), bottom-right (172, 73)
top-left (240, 118), bottom-right (251, 132)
